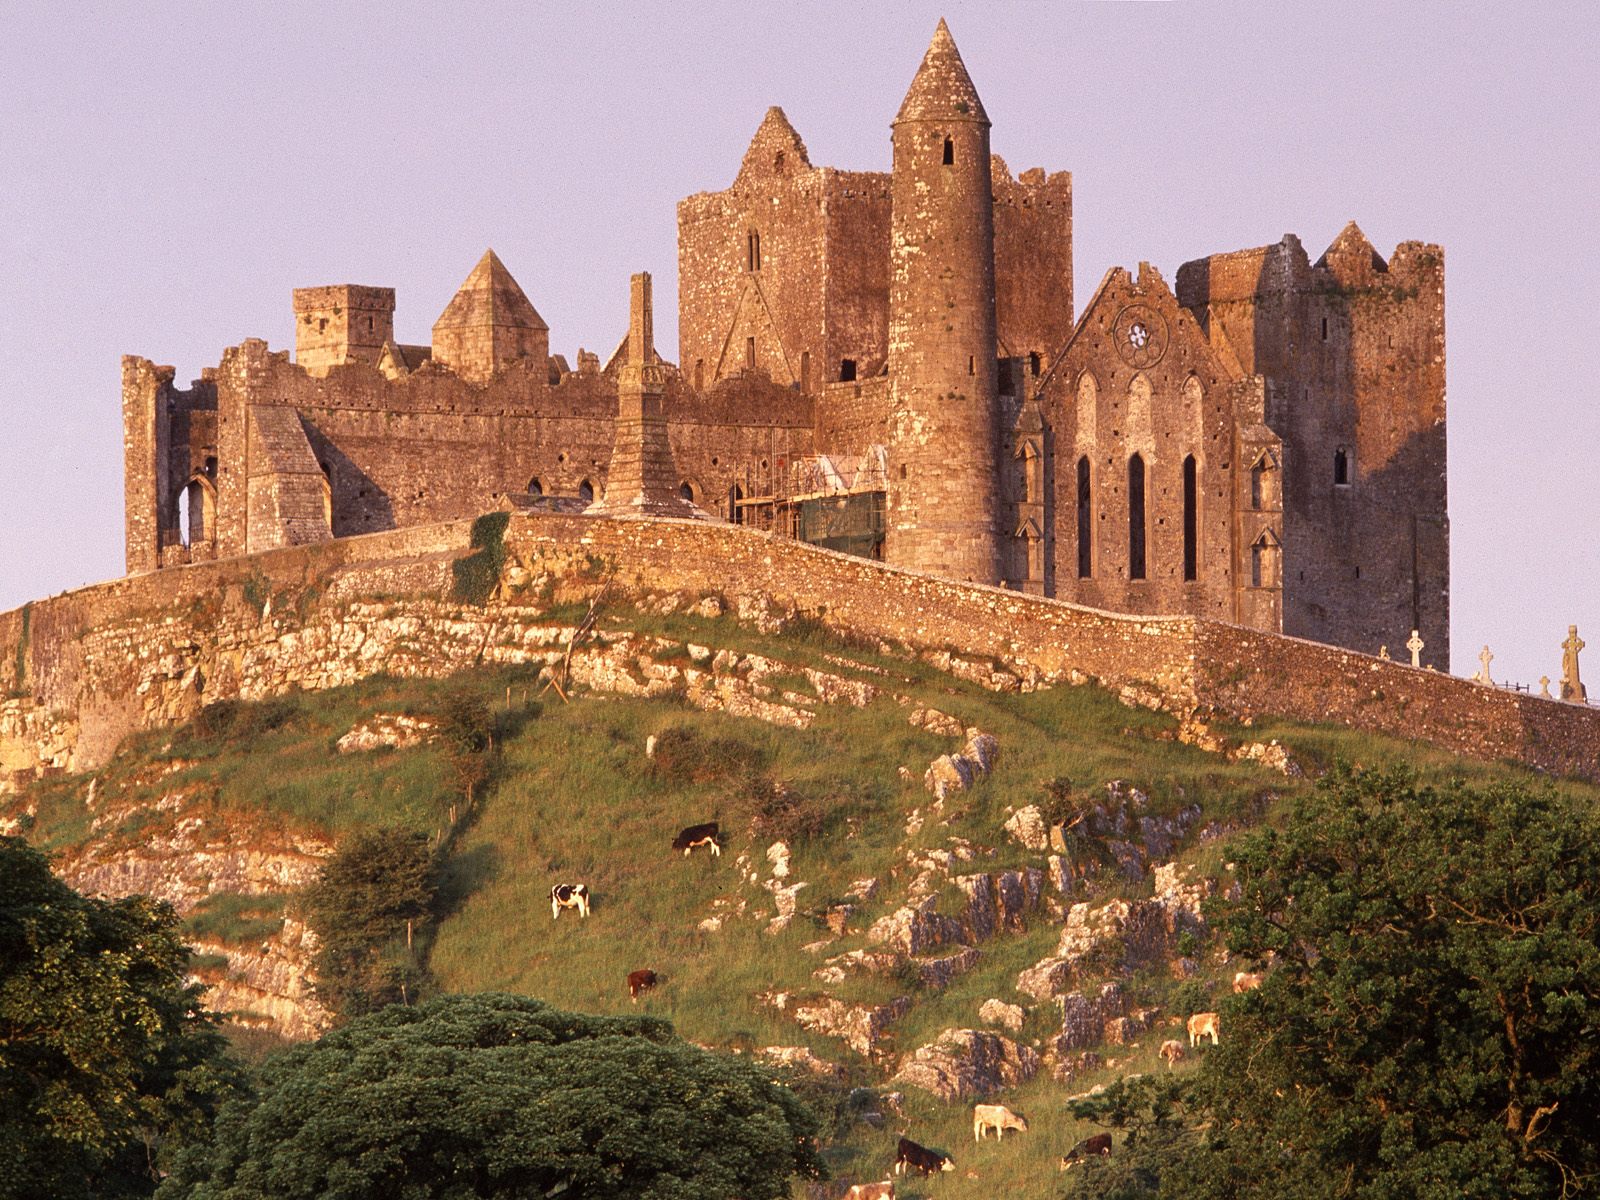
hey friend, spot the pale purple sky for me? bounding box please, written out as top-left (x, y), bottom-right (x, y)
top-left (2, 2), bottom-right (1595, 691)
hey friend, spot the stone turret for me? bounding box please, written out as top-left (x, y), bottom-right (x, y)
top-left (431, 249), bottom-right (549, 383)
top-left (587, 273), bottom-right (703, 519)
top-left (885, 19), bottom-right (1003, 585)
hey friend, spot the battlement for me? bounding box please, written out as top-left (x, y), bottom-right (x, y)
top-left (1175, 225), bottom-right (1442, 309)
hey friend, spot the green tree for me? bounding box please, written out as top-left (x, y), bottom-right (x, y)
top-left (440, 693), bottom-right (494, 817)
top-left (158, 993), bottom-right (825, 1200)
top-left (1061, 1076), bottom-right (1203, 1200)
top-left (1171, 767), bottom-right (1600, 1200)
top-left (0, 836), bottom-right (242, 1200)
top-left (300, 829), bottom-right (438, 1020)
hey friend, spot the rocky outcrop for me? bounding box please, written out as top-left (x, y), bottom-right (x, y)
top-left (758, 1045), bottom-right (845, 1081)
top-left (923, 730), bottom-right (1001, 801)
top-left (1004, 804), bottom-right (1049, 851)
top-left (891, 1029), bottom-right (1041, 1101)
top-left (190, 917), bottom-right (329, 1040)
top-left (335, 712), bottom-right (440, 753)
top-left (1017, 863), bottom-right (1215, 1000)
top-left (979, 998), bottom-right (1025, 1031)
top-left (760, 991), bottom-right (912, 1059)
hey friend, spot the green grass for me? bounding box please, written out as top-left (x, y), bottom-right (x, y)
top-left (183, 891), bottom-right (288, 946)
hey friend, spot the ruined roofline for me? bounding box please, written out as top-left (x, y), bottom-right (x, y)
top-left (1174, 226), bottom-right (1444, 308)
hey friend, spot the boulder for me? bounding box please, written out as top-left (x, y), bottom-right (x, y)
top-left (767, 840), bottom-right (792, 879)
top-left (1015, 956), bottom-right (1075, 1001)
top-left (891, 1029), bottom-right (1041, 1101)
top-left (867, 895), bottom-right (964, 956)
top-left (924, 754), bottom-right (975, 801)
top-left (978, 998), bottom-right (1026, 1032)
top-left (962, 730), bottom-right (1000, 773)
top-left (1004, 804), bottom-right (1050, 851)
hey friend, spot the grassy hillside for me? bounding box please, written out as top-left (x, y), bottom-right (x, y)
top-left (10, 609), bottom-right (1597, 1198)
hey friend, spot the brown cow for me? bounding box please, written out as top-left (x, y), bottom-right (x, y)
top-left (627, 969), bottom-right (659, 1002)
top-left (1187, 1011), bottom-right (1220, 1047)
top-left (1059, 1132), bottom-right (1112, 1169)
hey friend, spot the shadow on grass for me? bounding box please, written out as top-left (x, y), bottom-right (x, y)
top-left (434, 842), bottom-right (501, 924)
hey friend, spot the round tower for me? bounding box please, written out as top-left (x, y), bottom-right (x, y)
top-left (885, 19), bottom-right (1003, 585)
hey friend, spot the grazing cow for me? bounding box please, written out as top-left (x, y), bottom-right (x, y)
top-left (672, 822), bottom-right (721, 857)
top-left (894, 1137), bottom-right (954, 1176)
top-left (845, 1182), bottom-right (895, 1200)
top-left (1058, 1132), bottom-right (1113, 1170)
top-left (1233, 970), bottom-right (1266, 993)
top-left (1159, 1039), bottom-right (1186, 1069)
top-left (1187, 1011), bottom-right (1220, 1047)
top-left (627, 969), bottom-right (659, 1003)
top-left (972, 1103), bottom-right (1028, 1141)
top-left (549, 883), bottom-right (590, 920)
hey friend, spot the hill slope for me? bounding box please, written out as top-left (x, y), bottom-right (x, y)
top-left (8, 603), bottom-right (1595, 1197)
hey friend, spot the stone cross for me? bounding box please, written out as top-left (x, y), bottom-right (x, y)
top-left (1540, 676), bottom-right (1552, 699)
top-left (1378, 645), bottom-right (1390, 660)
top-left (1406, 629), bottom-right (1424, 668)
top-left (1475, 645), bottom-right (1494, 685)
top-left (1561, 624), bottom-right (1588, 703)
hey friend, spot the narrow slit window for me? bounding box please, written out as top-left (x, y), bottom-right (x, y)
top-left (1128, 453), bottom-right (1147, 580)
top-left (1321, 316), bottom-right (1329, 341)
top-left (747, 231), bottom-right (761, 272)
top-left (1029, 351), bottom-right (1041, 376)
top-left (694, 359), bottom-right (704, 391)
top-left (1182, 455), bottom-right (1198, 581)
top-left (1334, 447), bottom-right (1350, 486)
top-left (942, 136), bottom-right (954, 165)
top-left (967, 355), bottom-right (975, 376)
top-left (840, 358), bottom-right (857, 382)
top-left (745, 337), bottom-right (756, 370)
top-left (800, 351), bottom-right (810, 392)
top-left (1076, 455), bottom-right (1092, 579)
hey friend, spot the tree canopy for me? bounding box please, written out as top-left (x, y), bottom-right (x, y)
top-left (158, 992), bottom-right (825, 1200)
top-left (1155, 768), bottom-right (1600, 1200)
top-left (0, 836), bottom-right (241, 1200)
top-left (299, 828), bottom-right (438, 1020)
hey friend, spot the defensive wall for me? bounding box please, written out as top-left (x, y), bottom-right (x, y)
top-left (2, 514), bottom-right (1595, 792)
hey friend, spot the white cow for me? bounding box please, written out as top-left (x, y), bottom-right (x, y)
top-left (972, 1103), bottom-right (1029, 1141)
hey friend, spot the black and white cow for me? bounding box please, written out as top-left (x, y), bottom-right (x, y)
top-left (894, 1137), bottom-right (954, 1177)
top-left (550, 883), bottom-right (590, 920)
top-left (672, 822), bottom-right (720, 857)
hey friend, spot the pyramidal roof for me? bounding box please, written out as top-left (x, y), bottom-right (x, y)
top-left (896, 18), bottom-right (988, 125)
top-left (1315, 221), bottom-right (1387, 273)
top-left (738, 106), bottom-right (811, 180)
top-left (434, 249), bottom-right (548, 332)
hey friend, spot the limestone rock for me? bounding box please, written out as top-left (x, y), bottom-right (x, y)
top-left (334, 712), bottom-right (440, 753)
top-left (891, 1028), bottom-right (1040, 1101)
top-left (979, 998), bottom-right (1025, 1032)
top-left (867, 895), bottom-right (964, 956)
top-left (767, 840), bottom-right (792, 878)
top-left (1004, 804), bottom-right (1049, 851)
top-left (924, 753), bottom-right (974, 801)
top-left (917, 946), bottom-right (981, 989)
top-left (907, 705), bottom-right (965, 737)
top-left (758, 1045), bottom-right (845, 1080)
top-left (761, 992), bottom-right (912, 1059)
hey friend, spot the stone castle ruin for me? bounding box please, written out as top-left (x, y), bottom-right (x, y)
top-left (123, 20), bottom-right (1448, 668)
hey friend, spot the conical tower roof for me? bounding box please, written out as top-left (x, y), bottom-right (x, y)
top-left (434, 249), bottom-right (548, 332)
top-left (895, 18), bottom-right (988, 126)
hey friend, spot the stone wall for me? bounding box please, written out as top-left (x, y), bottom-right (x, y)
top-left (5, 513), bottom-right (1595, 792)
top-left (1176, 228), bottom-right (1448, 667)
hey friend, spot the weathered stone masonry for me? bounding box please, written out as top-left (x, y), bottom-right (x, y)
top-left (122, 20), bottom-right (1445, 669)
top-left (2, 515), bottom-right (1594, 795)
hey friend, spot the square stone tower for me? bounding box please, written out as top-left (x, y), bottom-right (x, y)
top-left (292, 285), bottom-right (395, 375)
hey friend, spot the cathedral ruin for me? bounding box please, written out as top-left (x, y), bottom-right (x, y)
top-left (122, 20), bottom-right (1448, 667)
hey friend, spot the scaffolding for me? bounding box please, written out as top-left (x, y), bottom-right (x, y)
top-left (728, 445), bottom-right (888, 560)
